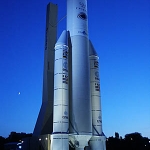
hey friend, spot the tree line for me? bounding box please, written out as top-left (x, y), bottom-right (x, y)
top-left (0, 132), bottom-right (32, 150)
top-left (106, 132), bottom-right (150, 150)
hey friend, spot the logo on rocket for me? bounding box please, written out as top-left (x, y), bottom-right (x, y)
top-left (77, 12), bottom-right (87, 20)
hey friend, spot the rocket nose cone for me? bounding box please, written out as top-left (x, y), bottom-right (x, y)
top-left (56, 30), bottom-right (68, 45)
top-left (89, 40), bottom-right (98, 56)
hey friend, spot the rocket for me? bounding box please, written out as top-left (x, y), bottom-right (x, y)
top-left (51, 0), bottom-right (106, 150)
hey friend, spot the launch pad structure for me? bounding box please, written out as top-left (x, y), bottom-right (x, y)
top-left (22, 1), bottom-right (106, 150)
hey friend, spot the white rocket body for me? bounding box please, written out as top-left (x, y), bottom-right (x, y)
top-left (67, 0), bottom-right (92, 149)
top-left (66, 0), bottom-right (91, 132)
top-left (52, 30), bottom-right (69, 150)
top-left (52, 0), bottom-right (106, 150)
top-left (89, 41), bottom-right (106, 150)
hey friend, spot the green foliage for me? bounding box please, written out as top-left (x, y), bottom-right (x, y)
top-left (106, 132), bottom-right (150, 150)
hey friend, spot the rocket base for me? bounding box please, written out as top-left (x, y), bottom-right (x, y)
top-left (89, 136), bottom-right (106, 150)
top-left (51, 134), bottom-right (69, 150)
top-left (69, 134), bottom-right (92, 149)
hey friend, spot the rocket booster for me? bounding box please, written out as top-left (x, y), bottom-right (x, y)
top-left (89, 41), bottom-right (106, 150)
top-left (51, 30), bottom-right (69, 150)
top-left (53, 30), bottom-right (69, 133)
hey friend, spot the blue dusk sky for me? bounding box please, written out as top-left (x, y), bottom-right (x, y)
top-left (0, 0), bottom-right (150, 138)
